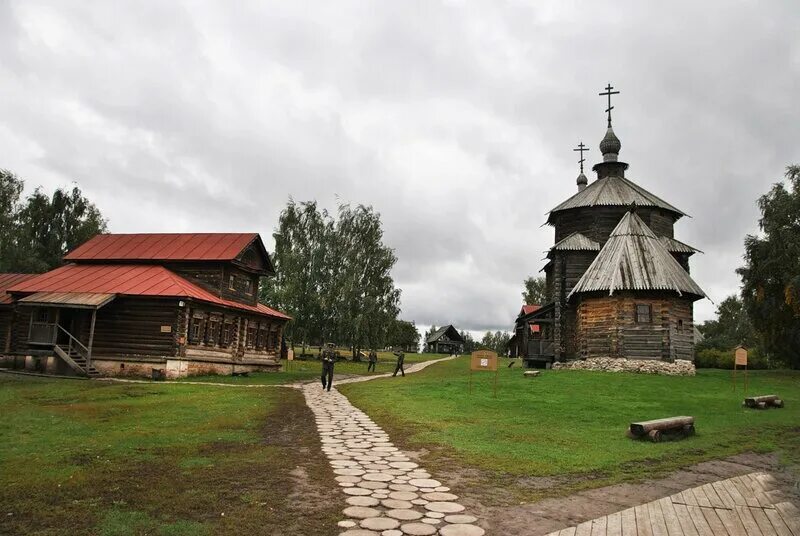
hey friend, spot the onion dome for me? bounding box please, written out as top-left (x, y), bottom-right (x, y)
top-left (576, 172), bottom-right (588, 191)
top-left (599, 126), bottom-right (621, 162)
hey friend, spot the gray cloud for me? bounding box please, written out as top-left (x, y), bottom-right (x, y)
top-left (1, 0), bottom-right (798, 331)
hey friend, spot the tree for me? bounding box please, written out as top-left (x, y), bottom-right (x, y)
top-left (696, 295), bottom-right (757, 351)
top-left (459, 330), bottom-right (476, 353)
top-left (262, 200), bottom-right (401, 359)
top-left (423, 325), bottom-right (438, 351)
top-left (0, 170), bottom-right (24, 272)
top-left (479, 330), bottom-right (511, 356)
top-left (522, 276), bottom-right (547, 305)
top-left (261, 200), bottom-right (333, 356)
top-left (329, 204), bottom-right (401, 359)
top-left (737, 165), bottom-right (800, 369)
top-left (0, 170), bottom-right (106, 273)
top-left (387, 320), bottom-right (420, 352)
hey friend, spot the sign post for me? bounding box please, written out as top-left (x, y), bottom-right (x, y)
top-left (733, 346), bottom-right (748, 395)
top-left (287, 348), bottom-right (294, 372)
top-left (470, 350), bottom-right (499, 397)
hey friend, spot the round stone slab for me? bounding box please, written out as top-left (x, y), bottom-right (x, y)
top-left (444, 515), bottom-right (478, 524)
top-left (346, 496), bottom-right (380, 507)
top-left (439, 524), bottom-right (485, 536)
top-left (342, 506), bottom-right (381, 519)
top-left (343, 487), bottom-right (373, 496)
top-left (362, 473), bottom-right (393, 482)
top-left (360, 517), bottom-right (400, 531)
top-left (388, 491), bottom-right (418, 501)
top-left (426, 512), bottom-right (445, 519)
top-left (358, 481), bottom-right (389, 490)
top-left (388, 461), bottom-right (418, 470)
top-left (336, 475), bottom-right (362, 483)
top-left (424, 502), bottom-right (465, 514)
top-left (339, 530), bottom-right (379, 536)
top-left (382, 531), bottom-right (403, 536)
top-left (381, 499), bottom-right (413, 509)
top-left (422, 492), bottom-right (458, 501)
top-left (386, 509), bottom-right (423, 521)
top-left (398, 522), bottom-right (437, 535)
top-left (338, 520), bottom-right (357, 528)
top-left (408, 479), bottom-right (440, 488)
top-left (336, 468), bottom-right (367, 476)
top-left (389, 484), bottom-right (417, 492)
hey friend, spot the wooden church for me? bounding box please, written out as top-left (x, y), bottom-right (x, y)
top-left (518, 86), bottom-right (706, 367)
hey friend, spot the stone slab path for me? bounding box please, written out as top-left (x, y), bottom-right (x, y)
top-left (302, 355), bottom-right (485, 536)
top-left (543, 472), bottom-right (799, 536)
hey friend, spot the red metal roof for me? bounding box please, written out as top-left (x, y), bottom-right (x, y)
top-left (8, 264), bottom-right (290, 319)
top-left (64, 233), bottom-right (259, 262)
top-left (521, 304), bottom-right (541, 316)
top-left (0, 273), bottom-right (37, 305)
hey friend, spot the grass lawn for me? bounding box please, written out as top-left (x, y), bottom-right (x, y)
top-left (0, 375), bottom-right (342, 536)
top-left (177, 351), bottom-right (447, 385)
top-left (339, 357), bottom-right (800, 499)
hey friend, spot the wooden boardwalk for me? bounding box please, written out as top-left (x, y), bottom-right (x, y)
top-left (545, 472), bottom-right (799, 536)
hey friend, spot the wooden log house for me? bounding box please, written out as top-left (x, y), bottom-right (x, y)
top-left (1, 233), bottom-right (290, 378)
top-left (425, 325), bottom-right (465, 354)
top-left (517, 87), bottom-right (706, 367)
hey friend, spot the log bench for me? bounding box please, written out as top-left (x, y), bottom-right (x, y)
top-left (744, 394), bottom-right (784, 409)
top-left (628, 416), bottom-right (695, 442)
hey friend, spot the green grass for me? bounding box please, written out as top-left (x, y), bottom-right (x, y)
top-left (0, 375), bottom-right (341, 535)
top-left (178, 351), bottom-right (447, 385)
top-left (340, 358), bottom-right (800, 490)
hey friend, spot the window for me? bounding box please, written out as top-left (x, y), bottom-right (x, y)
top-left (635, 304), bottom-right (652, 324)
top-left (35, 308), bottom-right (51, 323)
top-left (678, 319), bottom-right (684, 330)
top-left (207, 317), bottom-right (220, 344)
top-left (247, 325), bottom-right (257, 348)
top-left (257, 328), bottom-right (267, 349)
top-left (229, 275), bottom-right (236, 290)
top-left (222, 321), bottom-right (235, 346)
top-left (189, 316), bottom-right (204, 344)
top-left (244, 279), bottom-right (253, 295)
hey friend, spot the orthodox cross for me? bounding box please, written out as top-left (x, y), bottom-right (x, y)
top-left (573, 142), bottom-right (589, 173)
top-left (599, 83), bottom-right (620, 127)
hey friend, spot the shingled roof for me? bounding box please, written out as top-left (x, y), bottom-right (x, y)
top-left (548, 176), bottom-right (686, 222)
top-left (426, 325), bottom-right (465, 344)
top-left (568, 211), bottom-right (705, 300)
top-left (550, 232), bottom-right (601, 253)
top-left (659, 236), bottom-right (702, 255)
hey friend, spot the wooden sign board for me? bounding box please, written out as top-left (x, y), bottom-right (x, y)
top-left (734, 347), bottom-right (747, 366)
top-left (287, 349), bottom-right (294, 361)
top-left (160, 325), bottom-right (172, 333)
top-left (471, 350), bottom-right (498, 372)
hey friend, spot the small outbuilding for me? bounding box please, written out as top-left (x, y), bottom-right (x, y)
top-left (425, 325), bottom-right (465, 354)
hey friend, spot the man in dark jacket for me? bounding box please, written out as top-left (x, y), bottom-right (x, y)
top-left (392, 350), bottom-right (405, 377)
top-left (367, 349), bottom-right (378, 372)
top-left (321, 343), bottom-right (336, 391)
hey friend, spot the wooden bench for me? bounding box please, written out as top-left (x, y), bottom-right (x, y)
top-left (744, 394), bottom-right (784, 409)
top-left (628, 416), bottom-right (695, 442)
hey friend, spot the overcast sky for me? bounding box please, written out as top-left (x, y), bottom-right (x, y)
top-left (2, 1), bottom-right (798, 334)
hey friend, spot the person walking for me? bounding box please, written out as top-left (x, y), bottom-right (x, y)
top-left (321, 343), bottom-right (336, 391)
top-left (392, 350), bottom-right (405, 377)
top-left (367, 349), bottom-right (378, 372)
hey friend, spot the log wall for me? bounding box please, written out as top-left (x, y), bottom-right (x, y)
top-left (0, 308), bottom-right (12, 353)
top-left (552, 206), bottom-right (677, 245)
top-left (576, 292), bottom-right (695, 361)
top-left (90, 297), bottom-right (179, 358)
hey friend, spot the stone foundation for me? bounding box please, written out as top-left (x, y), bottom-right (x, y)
top-left (93, 357), bottom-right (281, 379)
top-left (552, 357), bottom-right (696, 376)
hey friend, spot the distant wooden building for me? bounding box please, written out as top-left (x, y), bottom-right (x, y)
top-left (1, 233), bottom-right (290, 378)
top-left (425, 325), bottom-right (465, 354)
top-left (518, 95), bottom-right (705, 367)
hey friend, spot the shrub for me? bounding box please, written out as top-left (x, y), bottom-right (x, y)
top-left (695, 347), bottom-right (771, 369)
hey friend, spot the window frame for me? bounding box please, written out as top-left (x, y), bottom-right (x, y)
top-left (635, 303), bottom-right (652, 324)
